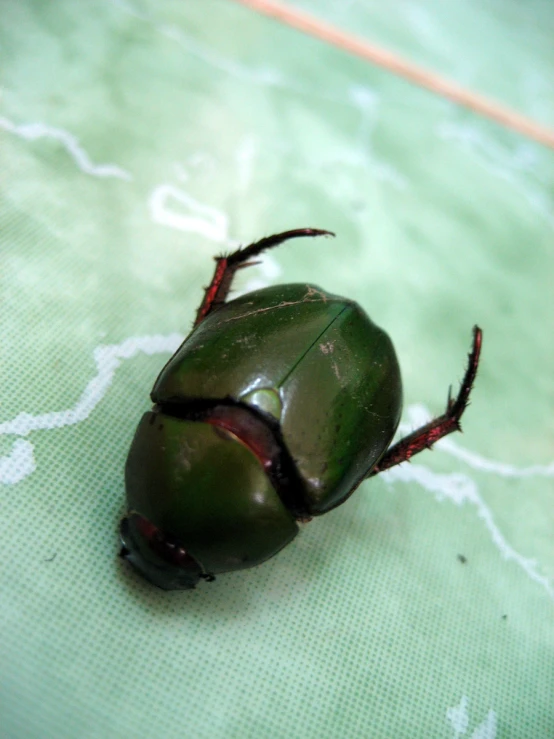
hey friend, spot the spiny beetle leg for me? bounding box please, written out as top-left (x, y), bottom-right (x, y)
top-left (369, 326), bottom-right (482, 476)
top-left (193, 228), bottom-right (335, 327)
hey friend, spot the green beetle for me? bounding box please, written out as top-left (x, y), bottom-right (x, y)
top-left (120, 229), bottom-right (482, 590)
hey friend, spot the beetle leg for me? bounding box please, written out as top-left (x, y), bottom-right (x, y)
top-left (193, 228), bottom-right (334, 326)
top-left (368, 326), bottom-right (482, 476)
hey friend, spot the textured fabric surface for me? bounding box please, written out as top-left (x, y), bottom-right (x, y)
top-left (1, 1), bottom-right (553, 738)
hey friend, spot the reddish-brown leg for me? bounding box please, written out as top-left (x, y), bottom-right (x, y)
top-left (369, 326), bottom-right (483, 476)
top-left (193, 228), bottom-right (334, 327)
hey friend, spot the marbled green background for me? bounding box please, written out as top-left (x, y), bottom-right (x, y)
top-left (1, 1), bottom-right (553, 737)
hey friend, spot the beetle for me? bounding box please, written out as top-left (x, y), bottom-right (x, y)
top-left (120, 229), bottom-right (482, 590)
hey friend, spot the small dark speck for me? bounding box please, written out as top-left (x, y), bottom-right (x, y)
top-left (45, 552), bottom-right (57, 563)
top-left (457, 554), bottom-right (467, 564)
top-left (501, 614), bottom-right (507, 621)
top-left (158, 424), bottom-right (164, 431)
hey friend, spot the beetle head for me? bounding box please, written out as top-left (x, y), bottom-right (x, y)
top-left (120, 513), bottom-right (205, 590)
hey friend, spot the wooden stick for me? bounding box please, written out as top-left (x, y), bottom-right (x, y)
top-left (231, 0), bottom-right (554, 150)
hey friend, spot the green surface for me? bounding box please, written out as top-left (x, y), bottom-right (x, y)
top-left (1, 1), bottom-right (553, 737)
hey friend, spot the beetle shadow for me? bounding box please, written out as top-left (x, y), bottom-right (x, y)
top-left (113, 522), bottom-right (340, 617)
top-left (110, 498), bottom-right (365, 617)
